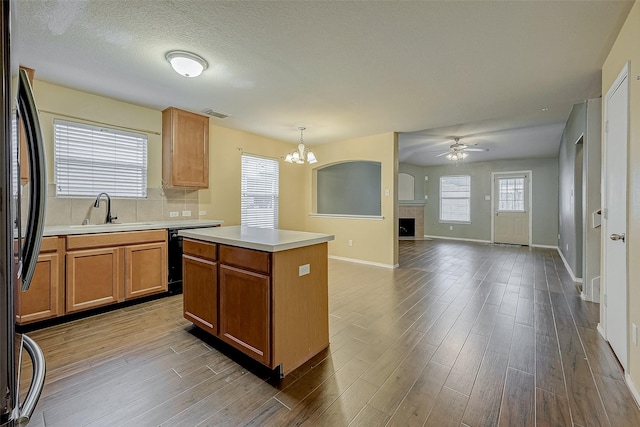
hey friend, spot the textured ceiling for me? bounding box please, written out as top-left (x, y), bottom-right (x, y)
top-left (14, 1), bottom-right (633, 164)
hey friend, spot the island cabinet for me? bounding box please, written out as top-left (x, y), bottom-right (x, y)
top-left (66, 230), bottom-right (167, 313)
top-left (15, 236), bottom-right (65, 325)
top-left (182, 237), bottom-right (330, 376)
top-left (162, 107), bottom-right (209, 189)
top-left (183, 239), bottom-right (218, 335)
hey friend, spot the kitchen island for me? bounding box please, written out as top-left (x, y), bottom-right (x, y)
top-left (178, 226), bottom-right (334, 376)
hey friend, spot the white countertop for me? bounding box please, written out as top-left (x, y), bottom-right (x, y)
top-left (179, 226), bottom-right (334, 252)
top-left (43, 219), bottom-right (224, 236)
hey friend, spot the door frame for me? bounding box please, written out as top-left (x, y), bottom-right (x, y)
top-left (490, 170), bottom-right (533, 246)
top-left (599, 61), bottom-right (629, 356)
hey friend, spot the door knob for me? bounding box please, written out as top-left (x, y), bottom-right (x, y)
top-left (610, 233), bottom-right (626, 242)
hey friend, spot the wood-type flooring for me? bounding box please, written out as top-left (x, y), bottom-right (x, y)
top-left (20, 239), bottom-right (640, 426)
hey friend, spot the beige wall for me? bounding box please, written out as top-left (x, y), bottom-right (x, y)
top-left (32, 80), bottom-right (397, 266)
top-left (303, 132), bottom-right (398, 267)
top-left (199, 124), bottom-right (306, 230)
top-left (601, 1), bottom-right (640, 388)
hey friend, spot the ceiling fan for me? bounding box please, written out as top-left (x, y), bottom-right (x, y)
top-left (434, 137), bottom-right (489, 161)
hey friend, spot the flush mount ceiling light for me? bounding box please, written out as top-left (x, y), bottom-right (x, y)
top-left (284, 127), bottom-right (317, 164)
top-left (165, 50), bottom-right (208, 77)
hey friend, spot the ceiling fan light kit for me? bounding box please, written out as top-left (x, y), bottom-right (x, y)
top-left (437, 137), bottom-right (488, 162)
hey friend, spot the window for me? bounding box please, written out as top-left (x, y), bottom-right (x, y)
top-left (440, 175), bottom-right (470, 222)
top-left (241, 154), bottom-right (279, 228)
top-left (54, 120), bottom-right (147, 198)
top-left (497, 177), bottom-right (525, 211)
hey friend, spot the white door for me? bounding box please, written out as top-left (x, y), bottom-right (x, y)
top-left (603, 64), bottom-right (628, 370)
top-left (493, 173), bottom-right (530, 245)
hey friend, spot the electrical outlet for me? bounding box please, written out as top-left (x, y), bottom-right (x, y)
top-left (169, 211), bottom-right (179, 218)
top-left (385, 189), bottom-right (390, 196)
top-left (348, 240), bottom-right (353, 247)
top-left (449, 226), bottom-right (453, 231)
top-left (634, 324), bottom-right (638, 345)
top-left (182, 210), bottom-right (191, 217)
top-left (299, 264), bottom-right (310, 276)
top-left (566, 244), bottom-right (569, 251)
top-left (424, 195), bottom-right (428, 200)
top-left (199, 210), bottom-right (206, 216)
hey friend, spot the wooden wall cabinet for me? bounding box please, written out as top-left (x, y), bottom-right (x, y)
top-left (183, 240), bottom-right (217, 335)
top-left (15, 236), bottom-right (65, 324)
top-left (66, 230), bottom-right (167, 314)
top-left (162, 107), bottom-right (209, 189)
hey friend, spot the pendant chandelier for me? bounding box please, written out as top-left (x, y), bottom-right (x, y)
top-left (284, 127), bottom-right (317, 164)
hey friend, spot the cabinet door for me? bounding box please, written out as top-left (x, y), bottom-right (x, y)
top-left (125, 242), bottom-right (168, 300)
top-left (15, 253), bottom-right (60, 324)
top-left (66, 248), bottom-right (122, 313)
top-left (219, 264), bottom-right (270, 365)
top-left (163, 108), bottom-right (209, 188)
top-left (183, 254), bottom-right (217, 334)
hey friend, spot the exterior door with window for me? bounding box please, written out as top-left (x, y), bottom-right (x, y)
top-left (493, 173), bottom-right (529, 245)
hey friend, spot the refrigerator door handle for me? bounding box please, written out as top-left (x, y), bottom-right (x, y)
top-left (16, 334), bottom-right (46, 426)
top-left (17, 69), bottom-right (46, 291)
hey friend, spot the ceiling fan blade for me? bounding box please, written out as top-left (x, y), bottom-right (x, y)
top-left (435, 151), bottom-right (451, 157)
top-left (464, 148), bottom-right (489, 152)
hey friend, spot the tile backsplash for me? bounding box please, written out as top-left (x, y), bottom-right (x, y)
top-left (34, 184), bottom-right (200, 226)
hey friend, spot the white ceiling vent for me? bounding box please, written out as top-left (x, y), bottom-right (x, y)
top-left (203, 109), bottom-right (229, 119)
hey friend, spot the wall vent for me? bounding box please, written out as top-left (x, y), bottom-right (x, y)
top-left (203, 109), bottom-right (229, 119)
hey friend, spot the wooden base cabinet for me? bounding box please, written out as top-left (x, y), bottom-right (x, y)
top-left (183, 253), bottom-right (217, 335)
top-left (15, 236), bottom-right (65, 324)
top-left (219, 265), bottom-right (270, 365)
top-left (125, 242), bottom-right (167, 299)
top-left (66, 247), bottom-right (122, 313)
top-left (182, 239), bottom-right (329, 376)
top-left (66, 230), bottom-right (167, 314)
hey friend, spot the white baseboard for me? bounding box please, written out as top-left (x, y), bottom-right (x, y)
top-left (597, 323), bottom-right (606, 339)
top-left (556, 248), bottom-right (583, 283)
top-left (424, 235), bottom-right (492, 244)
top-left (625, 373), bottom-right (640, 409)
top-left (329, 255), bottom-right (399, 269)
top-left (531, 244), bottom-right (558, 249)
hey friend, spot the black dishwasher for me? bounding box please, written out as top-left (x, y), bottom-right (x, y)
top-left (168, 229), bottom-right (183, 294)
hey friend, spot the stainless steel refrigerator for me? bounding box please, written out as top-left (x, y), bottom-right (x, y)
top-left (1, 0), bottom-right (47, 425)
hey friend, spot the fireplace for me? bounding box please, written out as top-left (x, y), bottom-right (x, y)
top-left (399, 218), bottom-right (415, 237)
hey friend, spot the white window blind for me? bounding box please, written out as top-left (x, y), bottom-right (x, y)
top-left (498, 177), bottom-right (525, 211)
top-left (54, 120), bottom-right (147, 198)
top-left (241, 154), bottom-right (279, 229)
top-left (440, 175), bottom-right (471, 222)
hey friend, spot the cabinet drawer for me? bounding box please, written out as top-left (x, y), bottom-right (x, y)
top-left (183, 239), bottom-right (217, 261)
top-left (67, 229), bottom-right (167, 250)
top-left (219, 245), bottom-right (270, 274)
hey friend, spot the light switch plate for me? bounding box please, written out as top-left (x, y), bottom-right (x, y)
top-left (182, 210), bottom-right (191, 217)
top-left (169, 211), bottom-right (179, 217)
top-left (299, 264), bottom-right (310, 276)
top-left (485, 195), bottom-right (491, 201)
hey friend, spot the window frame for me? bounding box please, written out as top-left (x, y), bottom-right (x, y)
top-left (439, 175), bottom-right (471, 223)
top-left (53, 119), bottom-right (148, 199)
top-left (241, 153), bottom-right (279, 229)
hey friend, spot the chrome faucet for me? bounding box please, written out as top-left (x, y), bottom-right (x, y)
top-left (93, 192), bottom-right (117, 224)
